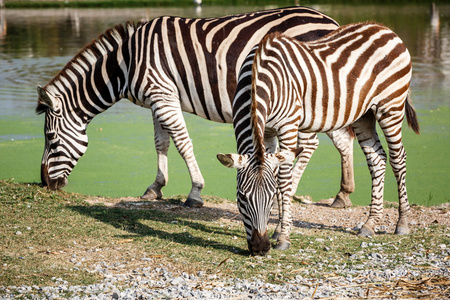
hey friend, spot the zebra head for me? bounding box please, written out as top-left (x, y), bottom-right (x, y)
top-left (36, 85), bottom-right (89, 190)
top-left (217, 149), bottom-right (300, 255)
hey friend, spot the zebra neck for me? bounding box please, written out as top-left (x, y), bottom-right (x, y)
top-left (47, 23), bottom-right (133, 120)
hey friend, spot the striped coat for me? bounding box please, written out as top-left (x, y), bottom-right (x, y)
top-left (36, 7), bottom-right (349, 208)
top-left (219, 23), bottom-right (419, 255)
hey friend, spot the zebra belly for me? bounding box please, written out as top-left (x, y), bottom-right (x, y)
top-left (178, 93), bottom-right (233, 123)
top-left (298, 97), bottom-right (370, 133)
top-left (298, 118), bottom-right (353, 133)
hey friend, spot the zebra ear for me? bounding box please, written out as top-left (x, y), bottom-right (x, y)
top-left (266, 148), bottom-right (303, 166)
top-left (217, 153), bottom-right (249, 169)
top-left (37, 85), bottom-right (56, 111)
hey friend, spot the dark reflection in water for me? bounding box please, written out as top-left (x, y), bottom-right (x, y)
top-left (0, 6), bottom-right (254, 116)
top-left (324, 4), bottom-right (450, 103)
top-left (0, 4), bottom-right (449, 116)
top-left (0, 7), bottom-right (250, 59)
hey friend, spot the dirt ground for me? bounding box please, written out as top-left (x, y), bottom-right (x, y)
top-left (88, 195), bottom-right (450, 235)
top-left (209, 197), bottom-right (450, 234)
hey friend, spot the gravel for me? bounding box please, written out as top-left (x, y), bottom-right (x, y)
top-left (1, 244), bottom-right (449, 299)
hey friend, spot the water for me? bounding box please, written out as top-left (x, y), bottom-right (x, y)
top-left (1, 4), bottom-right (449, 115)
top-left (0, 3), bottom-right (449, 203)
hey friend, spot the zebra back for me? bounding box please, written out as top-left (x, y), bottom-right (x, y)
top-left (251, 22), bottom-right (413, 133)
top-left (127, 6), bottom-right (339, 123)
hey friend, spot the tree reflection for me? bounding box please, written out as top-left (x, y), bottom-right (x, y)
top-left (0, 8), bottom-right (6, 39)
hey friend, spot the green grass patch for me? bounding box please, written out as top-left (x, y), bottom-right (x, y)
top-left (1, 105), bottom-right (449, 206)
top-left (0, 179), bottom-right (102, 287)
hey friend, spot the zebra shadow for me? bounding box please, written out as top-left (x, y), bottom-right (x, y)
top-left (69, 197), bottom-right (250, 255)
top-left (266, 216), bottom-right (353, 234)
top-left (268, 201), bottom-right (360, 235)
top-left (292, 219), bottom-right (353, 233)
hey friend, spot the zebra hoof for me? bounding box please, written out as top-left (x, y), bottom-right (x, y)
top-left (271, 231), bottom-right (281, 240)
top-left (183, 197), bottom-right (203, 208)
top-left (394, 226), bottom-right (410, 235)
top-left (141, 188), bottom-right (163, 200)
top-left (358, 225), bottom-right (375, 237)
top-left (273, 240), bottom-right (291, 251)
top-left (330, 193), bottom-right (352, 208)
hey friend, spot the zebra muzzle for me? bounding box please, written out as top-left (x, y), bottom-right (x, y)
top-left (41, 163), bottom-right (68, 190)
top-left (248, 230), bottom-right (271, 256)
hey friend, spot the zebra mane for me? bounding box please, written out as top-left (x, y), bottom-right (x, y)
top-left (250, 32), bottom-right (284, 166)
top-left (37, 22), bottom-right (136, 114)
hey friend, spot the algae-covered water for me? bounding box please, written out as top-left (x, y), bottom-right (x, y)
top-left (0, 3), bottom-right (449, 205)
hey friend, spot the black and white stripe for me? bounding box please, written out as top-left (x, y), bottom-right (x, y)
top-left (37, 6), bottom-right (343, 207)
top-left (219, 22), bottom-right (419, 255)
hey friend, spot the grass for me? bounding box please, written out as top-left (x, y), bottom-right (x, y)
top-left (1, 179), bottom-right (449, 293)
top-left (0, 180), bottom-right (101, 287)
top-left (2, 105), bottom-right (448, 206)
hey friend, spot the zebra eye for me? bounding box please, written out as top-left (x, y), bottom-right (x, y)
top-left (46, 131), bottom-right (56, 140)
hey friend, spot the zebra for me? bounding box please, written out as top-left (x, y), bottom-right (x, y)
top-left (230, 44), bottom-right (355, 210)
top-left (36, 6), bottom-right (352, 208)
top-left (218, 22), bottom-right (420, 255)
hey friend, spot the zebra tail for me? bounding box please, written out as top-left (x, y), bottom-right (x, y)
top-left (347, 125), bottom-right (356, 139)
top-left (405, 93), bottom-right (420, 135)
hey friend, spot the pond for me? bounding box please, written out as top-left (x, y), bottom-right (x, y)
top-left (0, 3), bottom-right (449, 205)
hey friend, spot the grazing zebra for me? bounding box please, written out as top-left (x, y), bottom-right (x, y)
top-left (231, 45), bottom-right (355, 210)
top-left (218, 22), bottom-right (419, 255)
top-left (36, 6), bottom-right (351, 208)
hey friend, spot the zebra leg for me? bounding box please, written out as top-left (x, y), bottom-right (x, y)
top-left (150, 99), bottom-right (205, 208)
top-left (327, 128), bottom-right (355, 208)
top-left (271, 189), bottom-right (282, 240)
top-left (378, 114), bottom-right (410, 235)
top-left (141, 117), bottom-right (169, 200)
top-left (273, 162), bottom-right (294, 251)
top-left (264, 135), bottom-right (283, 240)
top-left (353, 113), bottom-right (387, 237)
top-left (173, 123), bottom-right (205, 208)
top-left (289, 132), bottom-right (319, 198)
